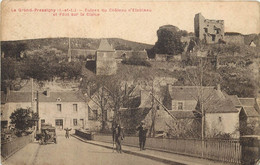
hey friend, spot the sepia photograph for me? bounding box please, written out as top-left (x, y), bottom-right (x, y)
top-left (0, 0), bottom-right (260, 165)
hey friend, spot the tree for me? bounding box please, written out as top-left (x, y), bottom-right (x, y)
top-left (152, 25), bottom-right (185, 55)
top-left (10, 108), bottom-right (38, 135)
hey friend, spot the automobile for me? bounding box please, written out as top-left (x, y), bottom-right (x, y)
top-left (36, 124), bottom-right (57, 145)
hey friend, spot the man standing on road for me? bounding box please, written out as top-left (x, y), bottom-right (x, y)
top-left (137, 122), bottom-right (148, 151)
top-left (65, 128), bottom-right (72, 139)
top-left (115, 124), bottom-right (124, 153)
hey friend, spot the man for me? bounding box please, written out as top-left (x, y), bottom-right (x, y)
top-left (64, 128), bottom-right (72, 139)
top-left (137, 122), bottom-right (148, 150)
top-left (115, 124), bottom-right (124, 153)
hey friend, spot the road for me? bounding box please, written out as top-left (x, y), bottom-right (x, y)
top-left (3, 135), bottom-right (167, 165)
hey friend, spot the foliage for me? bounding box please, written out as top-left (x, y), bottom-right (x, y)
top-left (10, 108), bottom-right (38, 135)
top-left (152, 25), bottom-right (185, 55)
top-left (122, 56), bottom-right (151, 67)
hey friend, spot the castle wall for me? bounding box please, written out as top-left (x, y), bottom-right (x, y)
top-left (194, 13), bottom-right (224, 44)
top-left (224, 35), bottom-right (245, 44)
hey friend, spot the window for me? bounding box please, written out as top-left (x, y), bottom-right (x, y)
top-left (211, 34), bottom-right (216, 41)
top-left (177, 102), bottom-right (183, 110)
top-left (204, 28), bottom-right (208, 33)
top-left (73, 104), bottom-right (78, 112)
top-left (55, 119), bottom-right (63, 126)
top-left (57, 104), bottom-right (62, 112)
top-left (41, 119), bottom-right (45, 124)
top-left (73, 119), bottom-right (77, 126)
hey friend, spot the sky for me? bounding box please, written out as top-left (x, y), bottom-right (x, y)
top-left (1, 0), bottom-right (259, 44)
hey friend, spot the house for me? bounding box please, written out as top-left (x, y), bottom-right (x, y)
top-left (1, 80), bottom-right (92, 131)
top-left (238, 98), bottom-right (260, 135)
top-left (142, 85), bottom-right (240, 138)
top-left (86, 87), bottom-right (114, 131)
top-left (95, 39), bottom-right (117, 75)
top-left (194, 13), bottom-right (224, 44)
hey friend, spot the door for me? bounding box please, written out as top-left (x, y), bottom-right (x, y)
top-left (80, 119), bottom-right (84, 129)
top-left (55, 119), bottom-right (63, 130)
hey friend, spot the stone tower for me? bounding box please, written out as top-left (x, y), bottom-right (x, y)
top-left (96, 39), bottom-right (117, 75)
top-left (194, 13), bottom-right (224, 44)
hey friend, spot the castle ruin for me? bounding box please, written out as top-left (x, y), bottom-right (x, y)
top-left (194, 13), bottom-right (224, 44)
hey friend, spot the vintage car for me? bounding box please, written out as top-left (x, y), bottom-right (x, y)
top-left (36, 124), bottom-right (57, 145)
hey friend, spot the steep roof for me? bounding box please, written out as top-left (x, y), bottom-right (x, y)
top-left (239, 98), bottom-right (255, 107)
top-left (168, 86), bottom-right (217, 101)
top-left (226, 95), bottom-right (241, 107)
top-left (243, 107), bottom-right (260, 117)
top-left (97, 39), bottom-right (114, 52)
top-left (6, 91), bottom-right (86, 103)
top-left (167, 86), bottom-right (238, 113)
top-left (170, 110), bottom-right (196, 119)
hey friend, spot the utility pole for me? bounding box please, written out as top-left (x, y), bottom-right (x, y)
top-left (31, 78), bottom-right (34, 111)
top-left (36, 91), bottom-right (40, 131)
top-left (200, 57), bottom-right (205, 157)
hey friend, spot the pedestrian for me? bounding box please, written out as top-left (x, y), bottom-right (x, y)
top-left (112, 123), bottom-right (117, 152)
top-left (115, 124), bottom-right (124, 153)
top-left (137, 122), bottom-right (148, 150)
top-left (65, 128), bottom-right (72, 138)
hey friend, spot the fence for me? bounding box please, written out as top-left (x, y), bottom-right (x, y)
top-left (94, 135), bottom-right (241, 164)
top-left (1, 134), bottom-right (34, 160)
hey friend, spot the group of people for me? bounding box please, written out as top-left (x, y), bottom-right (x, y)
top-left (112, 121), bottom-right (148, 153)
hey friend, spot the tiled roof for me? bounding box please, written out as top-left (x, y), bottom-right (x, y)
top-left (6, 91), bottom-right (86, 103)
top-left (168, 86), bottom-right (238, 113)
top-left (169, 110), bottom-right (196, 119)
top-left (168, 86), bottom-right (217, 101)
top-left (239, 98), bottom-right (255, 107)
top-left (226, 95), bottom-right (241, 107)
top-left (97, 39), bottom-right (114, 52)
top-left (243, 107), bottom-right (260, 117)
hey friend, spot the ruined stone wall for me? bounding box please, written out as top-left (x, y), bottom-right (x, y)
top-left (194, 13), bottom-right (224, 44)
top-left (225, 35), bottom-right (245, 44)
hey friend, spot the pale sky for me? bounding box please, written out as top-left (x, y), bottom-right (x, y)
top-left (1, 0), bottom-right (259, 44)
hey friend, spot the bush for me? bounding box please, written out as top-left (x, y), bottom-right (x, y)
top-left (122, 57), bottom-right (151, 67)
top-left (10, 108), bottom-right (38, 135)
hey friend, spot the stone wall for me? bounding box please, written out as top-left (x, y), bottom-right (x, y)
top-left (194, 13), bottom-right (224, 44)
top-left (224, 35), bottom-right (245, 44)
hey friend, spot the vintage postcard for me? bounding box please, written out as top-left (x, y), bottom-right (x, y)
top-left (1, 0), bottom-right (260, 165)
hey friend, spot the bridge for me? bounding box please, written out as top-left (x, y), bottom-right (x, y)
top-left (2, 132), bottom-right (232, 165)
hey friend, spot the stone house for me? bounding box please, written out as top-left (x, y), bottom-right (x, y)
top-left (1, 88), bottom-right (88, 131)
top-left (0, 81), bottom-right (114, 132)
top-left (86, 87), bottom-right (114, 131)
top-left (194, 13), bottom-right (224, 44)
top-left (238, 98), bottom-right (260, 135)
top-left (142, 85), bottom-right (240, 138)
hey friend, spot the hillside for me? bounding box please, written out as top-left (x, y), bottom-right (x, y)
top-left (1, 38), bottom-right (153, 58)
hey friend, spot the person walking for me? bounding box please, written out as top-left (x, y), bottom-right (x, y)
top-left (137, 122), bottom-right (148, 150)
top-left (115, 124), bottom-right (124, 153)
top-left (64, 128), bottom-right (72, 139)
top-left (112, 123), bottom-right (117, 152)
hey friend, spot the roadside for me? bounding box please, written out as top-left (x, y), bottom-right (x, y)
top-left (72, 134), bottom-right (232, 165)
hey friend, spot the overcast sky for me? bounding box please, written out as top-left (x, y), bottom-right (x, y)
top-left (1, 0), bottom-right (259, 44)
